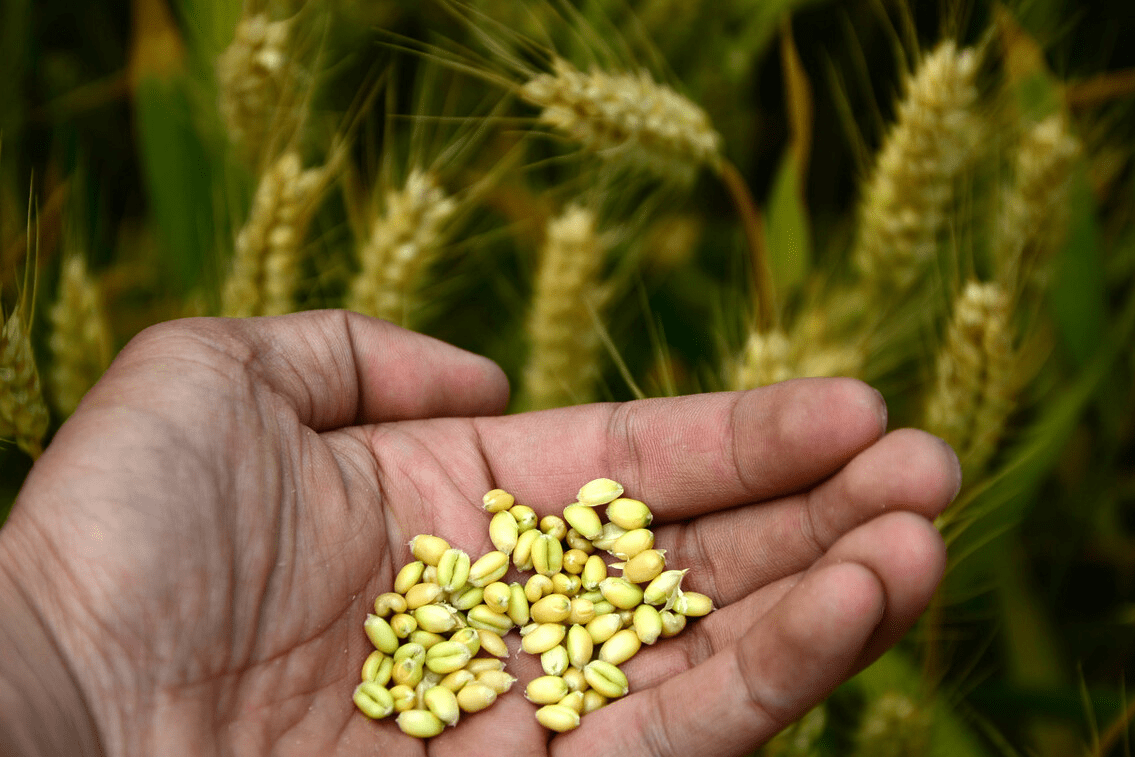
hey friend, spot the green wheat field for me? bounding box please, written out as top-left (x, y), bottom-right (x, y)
top-left (3, 0), bottom-right (1135, 753)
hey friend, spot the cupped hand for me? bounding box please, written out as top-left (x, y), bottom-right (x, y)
top-left (0, 312), bottom-right (959, 756)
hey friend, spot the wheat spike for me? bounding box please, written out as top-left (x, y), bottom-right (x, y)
top-left (997, 115), bottom-right (1080, 287)
top-left (346, 170), bottom-right (457, 325)
top-left (47, 256), bottom-right (113, 417)
top-left (854, 41), bottom-right (984, 287)
top-left (851, 692), bottom-right (931, 757)
top-left (924, 280), bottom-right (1016, 478)
top-left (733, 328), bottom-right (794, 389)
top-left (221, 151), bottom-right (329, 318)
top-left (1, 309), bottom-right (49, 459)
top-left (216, 13), bottom-right (295, 152)
top-left (523, 205), bottom-right (610, 410)
top-left (518, 57), bottom-right (723, 183)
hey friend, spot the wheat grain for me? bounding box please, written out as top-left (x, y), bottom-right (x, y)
top-left (924, 280), bottom-right (1016, 477)
top-left (345, 170), bottom-right (456, 325)
top-left (518, 57), bottom-right (723, 183)
top-left (221, 151), bottom-right (329, 318)
top-left (216, 13), bottom-right (296, 152)
top-left (1, 309), bottom-right (49, 458)
top-left (853, 41), bottom-right (984, 287)
top-left (997, 115), bottom-right (1079, 287)
top-left (47, 256), bottom-right (113, 416)
top-left (522, 204), bottom-right (610, 409)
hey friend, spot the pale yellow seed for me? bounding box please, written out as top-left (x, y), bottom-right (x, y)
top-left (562, 548), bottom-right (589, 575)
top-left (483, 488), bottom-right (515, 513)
top-left (583, 660), bottom-right (628, 699)
top-left (563, 503), bottom-right (603, 540)
top-left (450, 585), bottom-right (484, 611)
top-left (466, 658), bottom-right (505, 675)
top-left (622, 549), bottom-right (666, 584)
top-left (565, 528), bottom-right (595, 553)
top-left (644, 569), bottom-right (688, 607)
top-left (617, 608), bottom-right (636, 628)
top-left (489, 510), bottom-right (520, 555)
top-left (558, 690), bottom-right (585, 714)
top-left (361, 650), bottom-right (386, 682)
top-left (674, 590), bottom-right (714, 617)
top-left (394, 560), bottom-right (425, 594)
top-left (541, 644), bottom-right (570, 676)
top-left (507, 582), bottom-right (531, 626)
top-left (422, 565), bottom-right (438, 584)
top-left (365, 614), bottom-right (399, 654)
top-left (525, 573), bottom-right (554, 603)
top-left (566, 623), bottom-right (594, 669)
top-left (521, 623), bottom-right (567, 655)
top-left (374, 592), bottom-right (408, 617)
top-left (374, 655), bottom-right (395, 686)
top-left (540, 515), bottom-right (568, 541)
top-left (390, 684), bottom-right (417, 712)
top-left (477, 628), bottom-right (510, 657)
top-left (440, 669), bottom-right (475, 693)
top-left (563, 667), bottom-right (587, 693)
top-left (586, 613), bottom-right (623, 644)
top-left (483, 581), bottom-right (512, 614)
top-left (611, 528), bottom-right (655, 559)
top-left (468, 551), bottom-right (509, 587)
top-left (582, 554), bottom-right (608, 590)
top-left (392, 641), bottom-right (424, 664)
top-left (414, 604), bottom-right (461, 634)
top-left (526, 675), bottom-right (570, 704)
top-left (409, 630), bottom-right (446, 649)
top-left (390, 613), bottom-right (417, 638)
top-left (592, 600), bottom-right (617, 616)
top-left (580, 589), bottom-right (604, 603)
top-left (567, 597), bottom-right (596, 625)
top-left (405, 582), bottom-right (444, 610)
top-left (606, 498), bottom-right (652, 530)
top-left (425, 640), bottom-right (473, 674)
top-left (424, 685), bottom-right (460, 727)
top-left (509, 504), bottom-right (539, 532)
top-left (476, 669), bottom-right (517, 695)
top-left (577, 478), bottom-right (624, 506)
top-left (437, 548), bottom-right (471, 592)
top-left (410, 535), bottom-right (450, 566)
top-left (354, 682), bottom-right (394, 719)
top-left (591, 522), bottom-right (628, 551)
top-left (633, 604), bottom-right (663, 645)
top-left (456, 682), bottom-right (497, 713)
top-left (392, 655), bottom-right (424, 688)
top-left (599, 577), bottom-right (644, 609)
top-left (551, 572), bottom-right (581, 597)
top-left (659, 610), bottom-right (687, 637)
top-left (531, 593), bottom-right (572, 623)
top-left (536, 703), bottom-right (581, 732)
top-left (397, 708), bottom-right (445, 738)
top-left (450, 627), bottom-right (481, 656)
top-left (466, 604), bottom-right (513, 634)
top-left (513, 528), bottom-right (541, 571)
top-left (532, 534), bottom-right (564, 576)
top-left (582, 690), bottom-right (608, 714)
top-left (599, 628), bottom-right (641, 665)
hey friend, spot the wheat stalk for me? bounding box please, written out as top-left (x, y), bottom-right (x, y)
top-left (216, 12), bottom-right (296, 153)
top-left (518, 56), bottom-right (723, 184)
top-left (997, 114), bottom-right (1080, 288)
top-left (523, 204), bottom-right (610, 410)
top-left (47, 256), bottom-right (113, 417)
top-left (221, 151), bottom-right (330, 318)
top-left (924, 280), bottom-right (1016, 478)
top-left (853, 40), bottom-right (984, 288)
top-left (1, 309), bottom-right (49, 459)
top-left (345, 170), bottom-right (457, 325)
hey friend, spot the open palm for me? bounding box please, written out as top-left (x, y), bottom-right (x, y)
top-left (0, 312), bottom-right (959, 756)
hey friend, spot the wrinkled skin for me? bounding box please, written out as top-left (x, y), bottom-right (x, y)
top-left (0, 312), bottom-right (959, 756)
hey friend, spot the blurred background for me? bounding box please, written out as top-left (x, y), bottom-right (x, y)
top-left (2, 0), bottom-right (1135, 753)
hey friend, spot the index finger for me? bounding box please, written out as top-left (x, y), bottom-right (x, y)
top-left (472, 378), bottom-right (888, 520)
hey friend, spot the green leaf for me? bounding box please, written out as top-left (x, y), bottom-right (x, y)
top-left (765, 152), bottom-right (812, 295)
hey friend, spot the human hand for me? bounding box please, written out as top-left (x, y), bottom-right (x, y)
top-left (0, 312), bottom-right (959, 756)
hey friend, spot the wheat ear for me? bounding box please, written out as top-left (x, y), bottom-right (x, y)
top-left (346, 170), bottom-right (457, 325)
top-left (851, 692), bottom-right (931, 757)
top-left (216, 13), bottom-right (295, 152)
top-left (518, 57), bottom-right (723, 184)
top-left (924, 280), bottom-right (1016, 477)
top-left (221, 151), bottom-right (329, 318)
top-left (853, 41), bottom-right (984, 287)
top-left (997, 114), bottom-right (1079, 287)
top-left (523, 205), bottom-right (610, 410)
top-left (47, 256), bottom-right (113, 417)
top-left (1, 309), bottom-right (49, 459)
